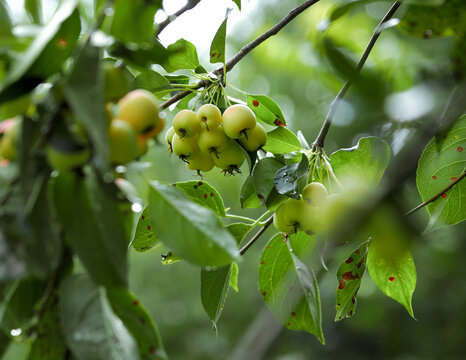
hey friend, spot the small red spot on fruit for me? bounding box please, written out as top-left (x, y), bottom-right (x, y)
top-left (339, 280), bottom-right (346, 289)
top-left (432, 175), bottom-right (437, 180)
top-left (260, 261), bottom-right (264, 265)
top-left (147, 225), bottom-right (151, 230)
top-left (389, 276), bottom-right (395, 282)
top-left (457, 146), bottom-right (463, 152)
top-left (203, 193), bottom-right (208, 199)
top-left (210, 192), bottom-right (214, 197)
top-left (252, 100), bottom-right (259, 107)
top-left (133, 300), bottom-right (139, 306)
top-left (149, 346), bottom-right (156, 354)
top-left (345, 257), bottom-right (354, 264)
top-left (441, 193), bottom-right (447, 199)
top-left (355, 249), bottom-right (360, 254)
top-left (451, 177), bottom-right (457, 182)
top-left (291, 312), bottom-right (296, 317)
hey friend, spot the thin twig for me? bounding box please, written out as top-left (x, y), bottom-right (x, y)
top-left (405, 171), bottom-right (466, 216)
top-left (160, 0), bottom-right (321, 109)
top-left (312, 1), bottom-right (401, 150)
top-left (156, 0), bottom-right (202, 36)
top-left (239, 216), bottom-right (274, 256)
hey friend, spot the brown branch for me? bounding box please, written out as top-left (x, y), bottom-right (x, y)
top-left (405, 171), bottom-right (466, 216)
top-left (160, 0), bottom-right (321, 110)
top-left (156, 0), bottom-right (202, 36)
top-left (313, 1), bottom-right (402, 150)
top-left (239, 216), bottom-right (274, 256)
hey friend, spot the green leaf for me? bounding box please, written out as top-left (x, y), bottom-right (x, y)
top-left (0, 277), bottom-right (45, 332)
top-left (225, 222), bottom-right (254, 245)
top-left (367, 235), bottom-right (416, 318)
top-left (330, 137), bottom-right (390, 187)
top-left (262, 127), bottom-right (302, 154)
top-left (108, 40), bottom-right (170, 69)
top-left (328, 0), bottom-right (368, 23)
top-left (52, 170), bottom-right (128, 288)
top-left (106, 288), bottom-right (167, 360)
top-left (29, 291), bottom-right (67, 360)
top-left (240, 175), bottom-right (261, 208)
top-left (161, 251), bottom-right (182, 265)
top-left (110, 0), bottom-right (159, 43)
top-left (246, 94), bottom-right (286, 126)
top-left (273, 154), bottom-right (309, 199)
top-left (229, 262), bottom-right (239, 292)
top-left (210, 17), bottom-right (227, 64)
top-left (59, 274), bottom-right (138, 360)
top-left (258, 233), bottom-right (324, 343)
top-left (232, 0), bottom-right (241, 10)
top-left (416, 114), bottom-right (466, 226)
top-left (0, 0), bottom-right (80, 102)
top-left (163, 39), bottom-right (200, 72)
top-left (134, 70), bottom-right (172, 96)
top-left (253, 157), bottom-right (284, 206)
top-left (174, 180), bottom-right (226, 216)
top-left (201, 264), bottom-right (234, 327)
top-left (131, 207), bottom-right (159, 252)
top-left (148, 182), bottom-right (239, 267)
top-left (25, 0), bottom-right (42, 24)
top-left (64, 40), bottom-right (109, 172)
top-left (335, 241), bottom-right (369, 321)
top-left (0, 0), bottom-right (12, 37)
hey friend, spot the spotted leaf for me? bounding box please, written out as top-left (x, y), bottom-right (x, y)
top-left (131, 207), bottom-right (159, 252)
top-left (174, 180), bottom-right (225, 216)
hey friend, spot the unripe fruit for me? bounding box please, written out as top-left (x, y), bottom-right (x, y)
top-left (273, 199), bottom-right (306, 234)
top-left (212, 139), bottom-right (245, 174)
top-left (238, 123), bottom-right (267, 152)
top-left (197, 126), bottom-right (228, 156)
top-left (117, 89), bottom-right (159, 135)
top-left (186, 150), bottom-right (214, 172)
top-left (136, 138), bottom-right (148, 158)
top-left (103, 60), bottom-right (133, 101)
top-left (138, 116), bottom-right (165, 142)
top-left (172, 133), bottom-right (199, 162)
top-left (109, 119), bottom-right (138, 165)
top-left (302, 182), bottom-right (328, 206)
top-left (165, 126), bottom-right (176, 151)
top-left (222, 104), bottom-right (257, 139)
top-left (45, 136), bottom-right (90, 172)
top-left (0, 118), bottom-right (21, 161)
top-left (173, 110), bottom-right (200, 138)
top-left (300, 204), bottom-right (325, 235)
top-left (197, 104), bottom-right (222, 131)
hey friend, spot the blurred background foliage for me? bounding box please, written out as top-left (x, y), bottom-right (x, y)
top-left (1, 0), bottom-right (465, 359)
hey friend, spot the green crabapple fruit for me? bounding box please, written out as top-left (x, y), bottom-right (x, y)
top-left (299, 203), bottom-right (325, 235)
top-left (273, 198), bottom-right (306, 234)
top-left (0, 118), bottom-right (21, 161)
top-left (197, 126), bottom-right (228, 157)
top-left (186, 150), bottom-right (215, 173)
top-left (117, 89), bottom-right (159, 135)
top-left (196, 103), bottom-right (222, 131)
top-left (302, 182), bottom-right (328, 206)
top-left (173, 110), bottom-right (200, 138)
top-left (221, 104), bottom-right (257, 139)
top-left (212, 139), bottom-right (245, 174)
top-left (109, 119), bottom-right (138, 165)
top-left (165, 126), bottom-right (176, 152)
top-left (238, 123), bottom-right (267, 152)
top-left (172, 133), bottom-right (199, 162)
top-left (103, 60), bottom-right (133, 101)
top-left (45, 136), bottom-right (91, 172)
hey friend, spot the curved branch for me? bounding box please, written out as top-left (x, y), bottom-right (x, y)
top-left (313, 1), bottom-right (401, 150)
top-left (405, 171), bottom-right (466, 216)
top-left (239, 216), bottom-right (274, 256)
top-left (156, 0), bottom-right (202, 36)
top-left (160, 0), bottom-right (321, 109)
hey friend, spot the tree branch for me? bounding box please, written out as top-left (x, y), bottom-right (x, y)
top-left (405, 171), bottom-right (466, 216)
top-left (312, 1), bottom-right (401, 150)
top-left (160, 0), bottom-right (321, 110)
top-left (239, 216), bottom-right (274, 256)
top-left (156, 0), bottom-right (202, 36)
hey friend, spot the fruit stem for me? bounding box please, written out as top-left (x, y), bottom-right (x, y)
top-left (224, 214), bottom-right (257, 223)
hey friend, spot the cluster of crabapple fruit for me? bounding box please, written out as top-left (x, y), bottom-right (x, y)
top-left (273, 182), bottom-right (330, 235)
top-left (165, 103), bottom-right (267, 175)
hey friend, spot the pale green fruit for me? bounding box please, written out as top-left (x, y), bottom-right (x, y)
top-left (0, 118), bottom-right (21, 161)
top-left (173, 109), bottom-right (200, 138)
top-left (165, 126), bottom-right (176, 152)
top-left (197, 103), bottom-right (222, 131)
top-left (221, 104), bottom-right (257, 139)
top-left (273, 199), bottom-right (306, 234)
top-left (117, 89), bottom-right (159, 134)
top-left (212, 139), bottom-right (245, 174)
top-left (172, 133), bottom-right (199, 161)
top-left (299, 204), bottom-right (325, 235)
top-left (186, 150), bottom-right (214, 172)
top-left (109, 119), bottom-right (138, 165)
top-left (46, 138), bottom-right (90, 172)
top-left (197, 126), bottom-right (228, 156)
top-left (302, 182), bottom-right (328, 207)
top-left (238, 123), bottom-right (267, 152)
